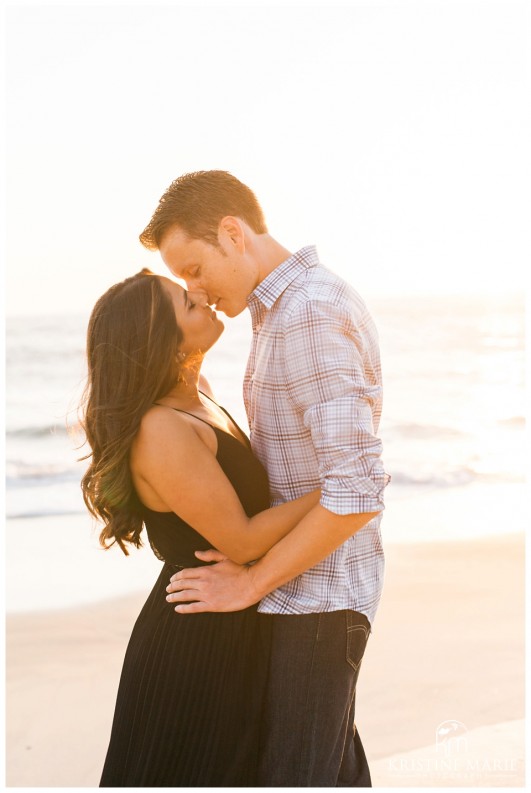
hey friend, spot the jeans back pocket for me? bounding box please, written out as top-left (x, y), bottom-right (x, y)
top-left (345, 611), bottom-right (370, 673)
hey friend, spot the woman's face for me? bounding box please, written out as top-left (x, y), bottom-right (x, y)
top-left (160, 278), bottom-right (224, 357)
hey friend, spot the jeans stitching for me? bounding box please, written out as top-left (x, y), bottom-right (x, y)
top-left (346, 624), bottom-right (368, 672)
top-left (346, 610), bottom-right (370, 633)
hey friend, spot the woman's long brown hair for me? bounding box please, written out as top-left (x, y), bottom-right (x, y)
top-left (80, 269), bottom-right (182, 554)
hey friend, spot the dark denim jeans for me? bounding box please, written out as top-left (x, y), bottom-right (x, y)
top-left (257, 609), bottom-right (371, 787)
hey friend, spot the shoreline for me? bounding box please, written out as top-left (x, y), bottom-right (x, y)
top-left (6, 480), bottom-right (526, 614)
top-left (6, 532), bottom-right (525, 787)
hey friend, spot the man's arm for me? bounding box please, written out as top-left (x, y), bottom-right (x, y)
top-left (166, 504), bottom-right (378, 613)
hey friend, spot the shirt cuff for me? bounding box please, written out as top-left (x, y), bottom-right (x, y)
top-left (320, 470), bottom-right (391, 515)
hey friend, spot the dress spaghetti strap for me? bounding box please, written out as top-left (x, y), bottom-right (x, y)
top-left (199, 391), bottom-right (250, 444)
top-left (154, 405), bottom-right (218, 430)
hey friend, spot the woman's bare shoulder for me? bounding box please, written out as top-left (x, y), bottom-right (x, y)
top-left (138, 403), bottom-right (182, 431)
top-left (134, 405), bottom-right (193, 452)
top-left (131, 406), bottom-right (214, 509)
top-left (133, 404), bottom-right (216, 461)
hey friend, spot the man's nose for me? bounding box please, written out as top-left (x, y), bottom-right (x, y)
top-left (188, 289), bottom-right (209, 307)
top-left (182, 272), bottom-right (202, 293)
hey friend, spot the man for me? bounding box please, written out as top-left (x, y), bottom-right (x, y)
top-left (139, 170), bottom-right (389, 786)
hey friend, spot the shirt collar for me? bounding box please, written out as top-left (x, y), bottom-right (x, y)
top-left (248, 245), bottom-right (320, 311)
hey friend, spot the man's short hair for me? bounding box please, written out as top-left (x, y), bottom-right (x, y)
top-left (139, 170), bottom-right (268, 250)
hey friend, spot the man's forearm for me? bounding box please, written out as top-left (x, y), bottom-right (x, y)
top-left (248, 503), bottom-right (379, 600)
top-left (166, 503), bottom-right (380, 614)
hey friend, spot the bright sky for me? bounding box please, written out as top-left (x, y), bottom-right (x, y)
top-left (4, 0), bottom-right (529, 317)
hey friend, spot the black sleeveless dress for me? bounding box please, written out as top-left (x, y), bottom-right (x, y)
top-left (99, 409), bottom-right (271, 787)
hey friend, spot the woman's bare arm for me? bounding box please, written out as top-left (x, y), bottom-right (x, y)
top-left (132, 407), bottom-right (320, 564)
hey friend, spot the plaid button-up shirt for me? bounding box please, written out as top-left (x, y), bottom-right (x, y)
top-left (244, 246), bottom-right (389, 623)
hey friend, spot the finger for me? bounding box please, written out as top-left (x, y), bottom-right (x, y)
top-left (195, 549), bottom-right (227, 562)
top-left (166, 576), bottom-right (204, 593)
top-left (169, 569), bottom-right (200, 584)
top-left (174, 601), bottom-right (211, 614)
top-left (166, 589), bottom-right (200, 603)
top-left (166, 580), bottom-right (184, 593)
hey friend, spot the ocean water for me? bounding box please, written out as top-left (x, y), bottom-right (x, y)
top-left (5, 293), bottom-right (526, 611)
top-left (5, 311), bottom-right (254, 520)
top-left (6, 293), bottom-right (525, 519)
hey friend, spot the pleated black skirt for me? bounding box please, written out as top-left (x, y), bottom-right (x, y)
top-left (100, 563), bottom-right (271, 787)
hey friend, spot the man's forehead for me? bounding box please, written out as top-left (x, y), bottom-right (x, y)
top-left (160, 225), bottom-right (193, 252)
top-left (159, 229), bottom-right (198, 270)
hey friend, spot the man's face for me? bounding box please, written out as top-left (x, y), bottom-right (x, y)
top-left (159, 224), bottom-right (256, 318)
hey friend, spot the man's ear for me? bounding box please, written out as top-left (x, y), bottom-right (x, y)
top-left (218, 216), bottom-right (245, 253)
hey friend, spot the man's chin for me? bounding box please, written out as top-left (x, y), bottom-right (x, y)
top-left (219, 301), bottom-right (248, 319)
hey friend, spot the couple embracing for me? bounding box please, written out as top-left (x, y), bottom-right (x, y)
top-left (82, 170), bottom-right (389, 787)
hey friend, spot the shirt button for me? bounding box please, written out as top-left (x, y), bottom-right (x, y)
top-left (255, 323), bottom-right (262, 332)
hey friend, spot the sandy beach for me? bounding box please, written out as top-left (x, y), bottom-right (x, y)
top-left (6, 530), bottom-right (525, 788)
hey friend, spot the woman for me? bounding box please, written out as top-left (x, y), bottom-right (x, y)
top-left (81, 269), bottom-right (319, 787)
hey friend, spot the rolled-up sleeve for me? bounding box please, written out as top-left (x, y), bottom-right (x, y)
top-left (283, 298), bottom-right (390, 514)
